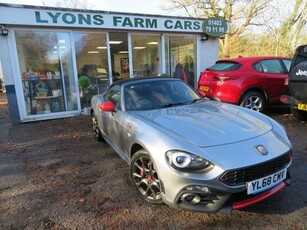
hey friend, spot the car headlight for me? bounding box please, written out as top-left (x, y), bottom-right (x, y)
top-left (166, 150), bottom-right (213, 171)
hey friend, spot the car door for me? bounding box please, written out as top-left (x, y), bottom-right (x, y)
top-left (257, 59), bottom-right (289, 104)
top-left (100, 84), bottom-right (130, 158)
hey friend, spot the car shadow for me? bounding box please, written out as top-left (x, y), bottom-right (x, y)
top-left (264, 106), bottom-right (291, 117)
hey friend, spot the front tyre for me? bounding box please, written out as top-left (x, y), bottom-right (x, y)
top-left (130, 150), bottom-right (163, 204)
top-left (240, 91), bottom-right (266, 112)
top-left (291, 108), bottom-right (307, 121)
top-left (92, 113), bottom-right (103, 141)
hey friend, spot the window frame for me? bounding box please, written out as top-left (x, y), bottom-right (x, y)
top-left (254, 59), bottom-right (288, 74)
top-left (12, 28), bottom-right (80, 120)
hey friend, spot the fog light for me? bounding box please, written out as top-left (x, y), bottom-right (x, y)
top-left (0, 28), bottom-right (8, 36)
top-left (182, 193), bottom-right (201, 204)
top-left (185, 185), bottom-right (210, 193)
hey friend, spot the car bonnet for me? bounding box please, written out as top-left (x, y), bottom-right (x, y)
top-left (134, 101), bottom-right (272, 147)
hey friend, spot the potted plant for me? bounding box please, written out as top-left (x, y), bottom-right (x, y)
top-left (78, 76), bottom-right (91, 97)
top-left (78, 75), bottom-right (91, 110)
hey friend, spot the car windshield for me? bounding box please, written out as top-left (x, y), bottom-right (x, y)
top-left (206, 61), bottom-right (241, 71)
top-left (124, 80), bottom-right (201, 111)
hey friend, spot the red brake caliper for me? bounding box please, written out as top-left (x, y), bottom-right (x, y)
top-left (140, 161), bottom-right (152, 181)
top-left (140, 162), bottom-right (143, 176)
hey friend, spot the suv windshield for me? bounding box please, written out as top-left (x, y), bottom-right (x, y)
top-left (292, 45), bottom-right (307, 67)
top-left (206, 61), bottom-right (241, 71)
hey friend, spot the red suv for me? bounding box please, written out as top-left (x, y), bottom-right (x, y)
top-left (198, 56), bottom-right (292, 112)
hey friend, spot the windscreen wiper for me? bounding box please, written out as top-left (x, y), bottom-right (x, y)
top-left (186, 98), bottom-right (202, 105)
top-left (153, 99), bottom-right (202, 109)
top-left (154, 102), bottom-right (184, 109)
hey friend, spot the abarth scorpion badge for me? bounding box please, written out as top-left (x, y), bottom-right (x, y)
top-left (256, 145), bottom-right (268, 155)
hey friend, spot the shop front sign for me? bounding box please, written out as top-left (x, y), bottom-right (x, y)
top-left (35, 11), bottom-right (203, 32)
top-left (202, 17), bottom-right (228, 36)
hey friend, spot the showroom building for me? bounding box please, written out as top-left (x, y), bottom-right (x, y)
top-left (0, 3), bottom-right (225, 124)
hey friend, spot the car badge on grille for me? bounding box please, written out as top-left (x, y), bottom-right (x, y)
top-left (256, 145), bottom-right (268, 155)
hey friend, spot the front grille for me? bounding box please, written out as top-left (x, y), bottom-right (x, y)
top-left (220, 151), bottom-right (291, 186)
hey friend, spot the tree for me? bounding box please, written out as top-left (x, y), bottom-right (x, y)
top-left (41, 0), bottom-right (94, 9)
top-left (228, 33), bottom-right (277, 57)
top-left (164, 0), bottom-right (272, 58)
top-left (264, 0), bottom-right (307, 56)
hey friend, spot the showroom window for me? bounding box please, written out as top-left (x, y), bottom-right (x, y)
top-left (15, 31), bottom-right (78, 116)
top-left (131, 34), bottom-right (162, 77)
top-left (165, 36), bottom-right (197, 87)
top-left (109, 32), bottom-right (129, 81)
top-left (74, 32), bottom-right (109, 108)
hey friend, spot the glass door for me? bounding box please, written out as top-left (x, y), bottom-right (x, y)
top-left (131, 34), bottom-right (161, 77)
top-left (109, 32), bottom-right (129, 81)
top-left (15, 30), bottom-right (78, 115)
top-left (74, 32), bottom-right (109, 108)
top-left (165, 36), bottom-right (197, 87)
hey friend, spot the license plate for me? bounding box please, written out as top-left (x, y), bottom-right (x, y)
top-left (200, 86), bottom-right (209, 91)
top-left (247, 168), bottom-right (287, 195)
top-left (298, 103), bottom-right (307, 111)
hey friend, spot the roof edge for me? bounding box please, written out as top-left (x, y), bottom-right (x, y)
top-left (0, 3), bottom-right (204, 20)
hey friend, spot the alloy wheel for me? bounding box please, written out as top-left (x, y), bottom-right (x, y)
top-left (240, 91), bottom-right (265, 112)
top-left (244, 96), bottom-right (262, 111)
top-left (131, 152), bottom-right (162, 203)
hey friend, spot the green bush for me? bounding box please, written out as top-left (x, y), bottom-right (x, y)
top-left (159, 73), bottom-right (170, 77)
top-left (78, 76), bottom-right (91, 89)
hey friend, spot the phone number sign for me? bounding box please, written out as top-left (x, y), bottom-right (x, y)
top-left (202, 17), bottom-right (228, 37)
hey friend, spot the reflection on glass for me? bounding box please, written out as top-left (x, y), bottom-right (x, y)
top-left (108, 32), bottom-right (128, 81)
top-left (74, 32), bottom-right (109, 108)
top-left (58, 33), bottom-right (78, 111)
top-left (165, 36), bottom-right (196, 87)
top-left (15, 31), bottom-right (78, 116)
top-left (124, 80), bottom-right (200, 111)
top-left (131, 35), bottom-right (161, 77)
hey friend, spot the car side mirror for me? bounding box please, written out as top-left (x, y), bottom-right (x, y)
top-left (198, 91), bottom-right (206, 98)
top-left (99, 101), bottom-right (115, 112)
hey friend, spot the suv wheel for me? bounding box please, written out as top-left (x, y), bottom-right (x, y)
top-left (291, 108), bottom-right (307, 121)
top-left (240, 91), bottom-right (266, 112)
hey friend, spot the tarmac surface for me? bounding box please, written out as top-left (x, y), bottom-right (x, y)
top-left (0, 92), bottom-right (306, 229)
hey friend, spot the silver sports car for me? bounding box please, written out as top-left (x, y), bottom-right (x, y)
top-left (91, 77), bottom-right (292, 213)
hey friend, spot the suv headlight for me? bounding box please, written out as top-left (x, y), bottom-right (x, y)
top-left (166, 150), bottom-right (213, 171)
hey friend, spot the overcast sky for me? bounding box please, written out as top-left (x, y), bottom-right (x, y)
top-left (0, 0), bottom-right (181, 15)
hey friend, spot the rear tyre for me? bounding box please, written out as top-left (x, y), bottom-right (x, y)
top-left (291, 108), bottom-right (307, 121)
top-left (92, 113), bottom-right (103, 141)
top-left (130, 150), bottom-right (163, 204)
top-left (240, 91), bottom-right (266, 112)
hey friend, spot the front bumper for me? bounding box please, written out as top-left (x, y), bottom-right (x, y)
top-left (232, 181), bottom-right (286, 210)
top-left (170, 170), bottom-right (291, 213)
